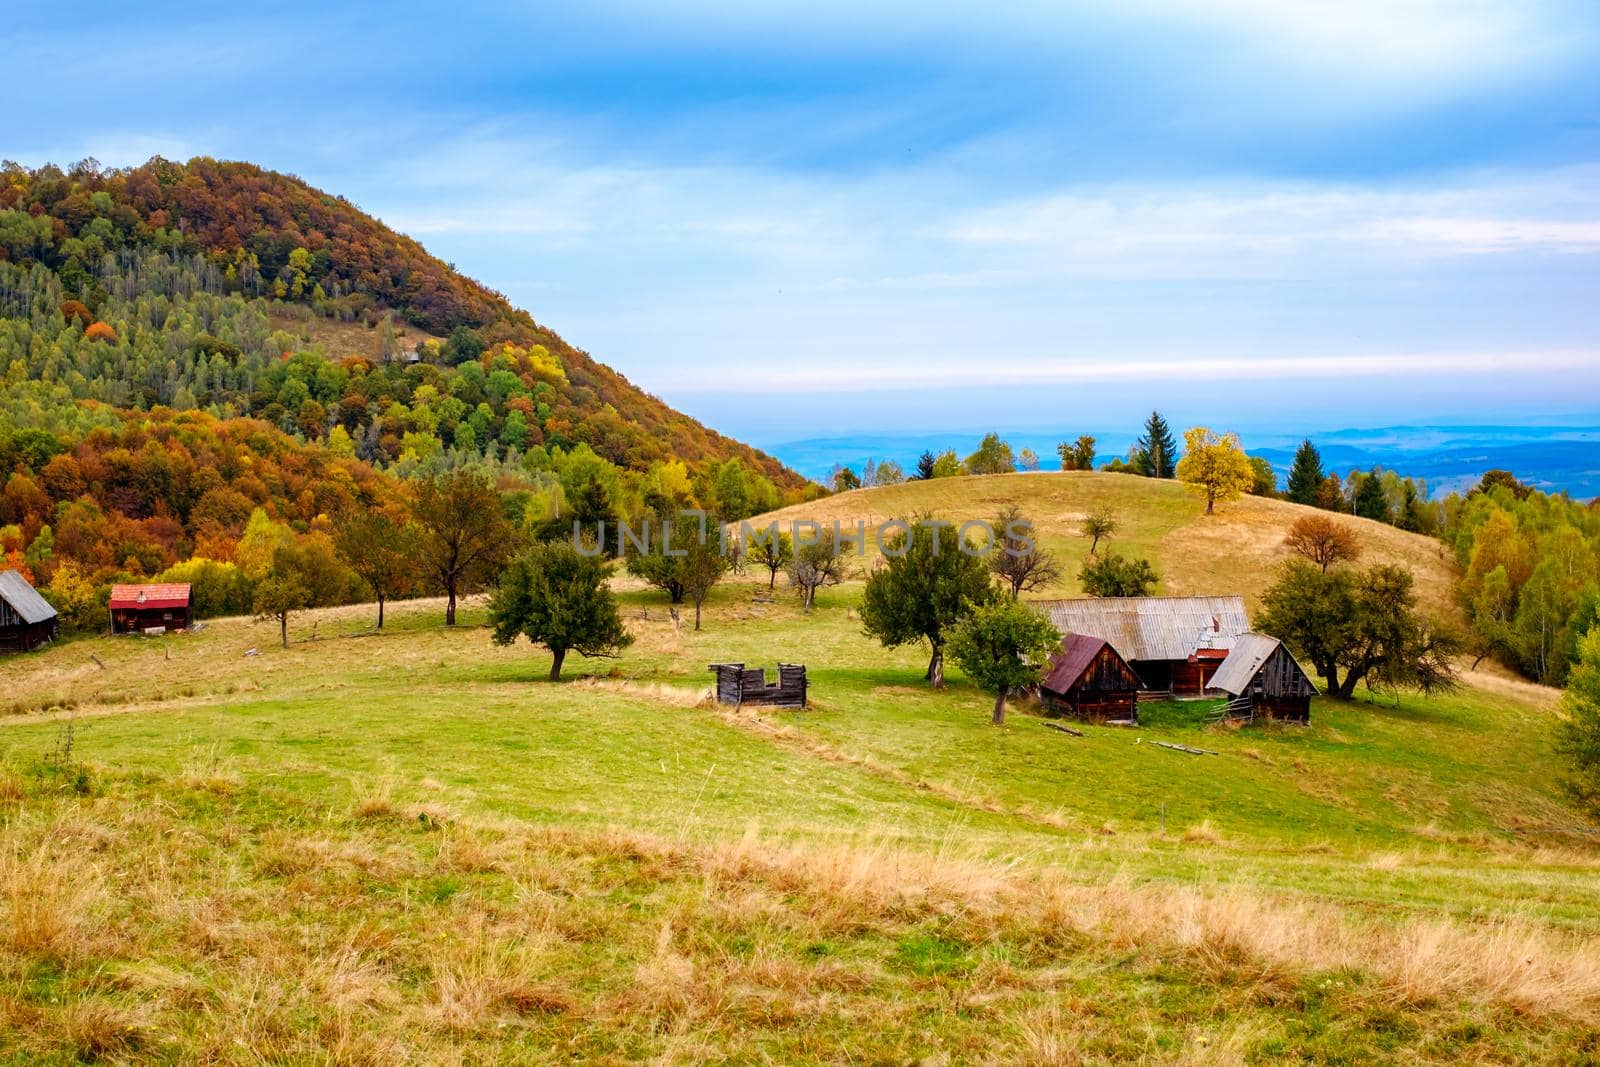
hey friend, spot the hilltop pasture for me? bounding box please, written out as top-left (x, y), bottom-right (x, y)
top-left (0, 474), bottom-right (1593, 1062)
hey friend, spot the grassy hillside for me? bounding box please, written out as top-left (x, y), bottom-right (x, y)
top-left (754, 470), bottom-right (1459, 611)
top-left (0, 466), bottom-right (1595, 1060)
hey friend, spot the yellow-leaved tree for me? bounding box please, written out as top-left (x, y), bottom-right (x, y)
top-left (1176, 427), bottom-right (1255, 515)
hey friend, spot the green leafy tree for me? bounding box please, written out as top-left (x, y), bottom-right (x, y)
top-left (156, 557), bottom-right (252, 618)
top-left (1285, 439), bottom-right (1325, 505)
top-left (489, 541), bottom-right (632, 681)
top-left (859, 517), bottom-right (995, 687)
top-left (831, 466), bottom-right (861, 492)
top-left (414, 470), bottom-right (514, 625)
top-left (680, 527), bottom-right (731, 630)
top-left (964, 433), bottom-right (1016, 475)
top-left (625, 516), bottom-right (713, 604)
top-left (1556, 629), bottom-right (1600, 818)
top-left (1078, 553), bottom-right (1159, 597)
top-left (1470, 469), bottom-right (1532, 501)
top-left (1080, 506), bottom-right (1117, 557)
top-left (710, 459), bottom-right (752, 521)
top-left (252, 535), bottom-right (347, 648)
top-left (948, 600), bottom-right (1061, 725)
top-left (787, 535), bottom-right (848, 612)
top-left (1176, 426), bottom-right (1255, 514)
top-left (1134, 411), bottom-right (1179, 479)
top-left (1057, 435), bottom-right (1096, 471)
top-left (930, 450), bottom-right (964, 478)
top-left (1248, 456), bottom-right (1278, 496)
top-left (1259, 560), bottom-right (1460, 700)
top-left (744, 526), bottom-right (794, 590)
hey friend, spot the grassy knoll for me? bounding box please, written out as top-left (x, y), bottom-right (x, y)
top-left (752, 471), bottom-right (1459, 611)
top-left (0, 476), bottom-right (1595, 1061)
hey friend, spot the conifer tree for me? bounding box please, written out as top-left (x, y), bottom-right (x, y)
top-left (1134, 411), bottom-right (1178, 479)
top-left (1285, 439), bottom-right (1325, 505)
top-left (1353, 470), bottom-right (1391, 523)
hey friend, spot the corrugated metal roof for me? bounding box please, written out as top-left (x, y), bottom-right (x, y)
top-left (0, 570), bottom-right (57, 625)
top-left (1035, 595), bottom-right (1249, 662)
top-left (109, 583), bottom-right (192, 610)
top-left (1208, 633), bottom-right (1281, 695)
top-left (1209, 633), bottom-right (1318, 696)
top-left (1040, 634), bottom-right (1109, 694)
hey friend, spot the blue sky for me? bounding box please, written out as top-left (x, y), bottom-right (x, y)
top-left (8, 1), bottom-right (1600, 446)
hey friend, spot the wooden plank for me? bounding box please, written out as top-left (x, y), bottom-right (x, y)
top-left (1149, 740), bottom-right (1218, 756)
top-left (1041, 722), bottom-right (1085, 737)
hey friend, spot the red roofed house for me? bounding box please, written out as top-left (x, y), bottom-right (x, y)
top-left (1038, 633), bottom-right (1145, 723)
top-left (109, 583), bottom-right (193, 635)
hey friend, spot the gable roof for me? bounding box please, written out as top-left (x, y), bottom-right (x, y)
top-left (1210, 633), bottom-right (1317, 696)
top-left (1037, 596), bottom-right (1249, 662)
top-left (1040, 634), bottom-right (1110, 693)
top-left (0, 570), bottom-right (57, 625)
top-left (109, 583), bottom-right (192, 611)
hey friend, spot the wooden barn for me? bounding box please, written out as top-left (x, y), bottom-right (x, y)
top-left (0, 570), bottom-right (59, 653)
top-left (709, 663), bottom-right (808, 708)
top-left (1038, 633), bottom-right (1144, 722)
top-left (1209, 634), bottom-right (1317, 722)
top-left (1038, 595), bottom-right (1250, 697)
top-left (109, 583), bottom-right (193, 635)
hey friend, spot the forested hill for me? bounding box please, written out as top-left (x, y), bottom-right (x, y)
top-left (0, 156), bottom-right (804, 487)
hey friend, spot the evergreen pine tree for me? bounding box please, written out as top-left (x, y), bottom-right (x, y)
top-left (915, 450), bottom-right (936, 480)
top-left (1352, 470), bottom-right (1391, 523)
top-left (1285, 439), bottom-right (1324, 505)
top-left (1134, 411), bottom-right (1178, 479)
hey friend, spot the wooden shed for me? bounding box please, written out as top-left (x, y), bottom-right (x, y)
top-left (1209, 634), bottom-right (1316, 722)
top-left (109, 583), bottom-right (193, 634)
top-left (0, 570), bottom-right (59, 653)
top-left (1037, 595), bottom-right (1250, 697)
top-left (1038, 634), bottom-right (1144, 722)
top-left (709, 663), bottom-right (807, 708)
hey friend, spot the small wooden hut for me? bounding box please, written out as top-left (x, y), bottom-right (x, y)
top-left (109, 583), bottom-right (193, 634)
top-left (1209, 634), bottom-right (1316, 721)
top-left (1038, 634), bottom-right (1144, 721)
top-left (0, 570), bottom-right (58, 653)
top-left (709, 663), bottom-right (807, 708)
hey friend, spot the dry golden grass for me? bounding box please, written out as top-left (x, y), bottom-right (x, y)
top-left (1, 836), bottom-right (107, 962)
top-left (751, 470), bottom-right (1461, 613)
top-left (267, 306), bottom-right (442, 363)
top-left (1181, 819), bottom-right (1225, 845)
top-left (0, 760), bottom-right (1597, 1060)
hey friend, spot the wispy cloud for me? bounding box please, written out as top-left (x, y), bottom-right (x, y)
top-left (6, 1), bottom-right (1597, 434)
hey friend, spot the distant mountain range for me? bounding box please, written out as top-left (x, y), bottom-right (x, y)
top-left (764, 424), bottom-right (1600, 500)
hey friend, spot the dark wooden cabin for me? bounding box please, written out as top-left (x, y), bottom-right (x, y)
top-left (709, 663), bottom-right (807, 708)
top-left (1038, 634), bottom-right (1143, 722)
top-left (109, 583), bottom-right (193, 635)
top-left (1209, 634), bottom-right (1316, 721)
top-left (1038, 595), bottom-right (1250, 697)
top-left (0, 570), bottom-right (59, 653)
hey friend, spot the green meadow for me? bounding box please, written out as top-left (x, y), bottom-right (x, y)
top-left (1, 475), bottom-right (1596, 1063)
